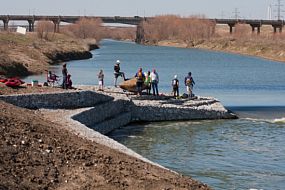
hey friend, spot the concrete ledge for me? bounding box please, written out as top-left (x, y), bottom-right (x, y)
top-left (0, 89), bottom-right (237, 136)
top-left (0, 90), bottom-right (113, 109)
top-left (72, 99), bottom-right (130, 126)
top-left (90, 112), bottom-right (132, 134)
top-left (1, 88), bottom-right (237, 177)
top-left (130, 97), bottom-right (236, 122)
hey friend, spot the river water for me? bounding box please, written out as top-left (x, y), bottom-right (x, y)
top-left (24, 39), bottom-right (285, 190)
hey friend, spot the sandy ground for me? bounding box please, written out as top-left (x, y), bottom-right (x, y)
top-left (0, 86), bottom-right (211, 190)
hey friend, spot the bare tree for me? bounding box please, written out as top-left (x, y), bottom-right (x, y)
top-left (36, 20), bottom-right (54, 40)
top-left (142, 15), bottom-right (215, 45)
top-left (63, 18), bottom-right (104, 40)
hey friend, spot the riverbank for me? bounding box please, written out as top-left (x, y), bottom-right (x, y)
top-left (0, 32), bottom-right (98, 77)
top-left (154, 37), bottom-right (285, 63)
top-left (0, 86), bottom-right (214, 190)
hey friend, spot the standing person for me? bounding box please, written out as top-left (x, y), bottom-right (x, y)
top-left (66, 74), bottom-right (73, 89)
top-left (150, 69), bottom-right (159, 96)
top-left (144, 71), bottom-right (151, 95)
top-left (98, 69), bottom-right (104, 91)
top-left (172, 75), bottom-right (179, 98)
top-left (114, 60), bottom-right (125, 87)
top-left (62, 63), bottom-right (68, 89)
top-left (184, 72), bottom-right (195, 98)
top-left (135, 68), bottom-right (145, 96)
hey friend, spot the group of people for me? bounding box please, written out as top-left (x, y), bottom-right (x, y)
top-left (61, 63), bottom-right (72, 89)
top-left (171, 72), bottom-right (195, 98)
top-left (56, 60), bottom-right (195, 98)
top-left (46, 63), bottom-right (72, 89)
top-left (96, 60), bottom-right (160, 96)
top-left (97, 59), bottom-right (195, 98)
top-left (135, 68), bottom-right (159, 96)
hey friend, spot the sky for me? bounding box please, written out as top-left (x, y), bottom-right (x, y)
top-left (0, 0), bottom-right (283, 19)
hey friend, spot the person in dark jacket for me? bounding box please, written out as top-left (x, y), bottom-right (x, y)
top-left (172, 75), bottom-right (179, 98)
top-left (62, 63), bottom-right (68, 89)
top-left (114, 60), bottom-right (125, 87)
top-left (184, 72), bottom-right (195, 98)
top-left (135, 68), bottom-right (145, 96)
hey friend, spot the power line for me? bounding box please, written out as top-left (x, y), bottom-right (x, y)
top-left (219, 11), bottom-right (225, 19)
top-left (267, 4), bottom-right (272, 20)
top-left (275, 0), bottom-right (284, 20)
top-left (232, 8), bottom-right (240, 20)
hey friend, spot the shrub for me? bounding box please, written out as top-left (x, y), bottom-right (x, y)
top-left (36, 20), bottom-right (54, 40)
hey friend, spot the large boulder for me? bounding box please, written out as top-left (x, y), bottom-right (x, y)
top-left (119, 77), bottom-right (147, 92)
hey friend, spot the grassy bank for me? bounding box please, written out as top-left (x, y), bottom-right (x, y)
top-left (141, 15), bottom-right (285, 63)
top-left (156, 36), bottom-right (285, 63)
top-left (0, 32), bottom-right (97, 77)
top-left (199, 38), bottom-right (285, 63)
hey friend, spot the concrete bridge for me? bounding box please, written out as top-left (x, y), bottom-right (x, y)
top-left (211, 19), bottom-right (285, 33)
top-left (0, 15), bottom-right (144, 31)
top-left (0, 15), bottom-right (146, 42)
top-left (0, 15), bottom-right (284, 43)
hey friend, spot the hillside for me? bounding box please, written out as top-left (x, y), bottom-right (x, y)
top-left (0, 32), bottom-right (96, 77)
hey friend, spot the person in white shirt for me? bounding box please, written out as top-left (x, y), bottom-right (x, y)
top-left (150, 69), bottom-right (159, 96)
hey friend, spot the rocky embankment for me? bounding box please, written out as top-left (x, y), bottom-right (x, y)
top-left (0, 32), bottom-right (98, 77)
top-left (0, 86), bottom-right (212, 190)
top-left (0, 100), bottom-right (210, 190)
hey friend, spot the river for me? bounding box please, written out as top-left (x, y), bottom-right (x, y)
top-left (24, 39), bottom-right (285, 190)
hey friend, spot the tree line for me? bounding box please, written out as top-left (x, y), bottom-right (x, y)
top-left (36, 18), bottom-right (135, 41)
top-left (141, 15), bottom-right (216, 45)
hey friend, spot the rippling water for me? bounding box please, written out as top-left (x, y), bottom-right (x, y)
top-left (24, 39), bottom-right (285, 189)
top-left (109, 115), bottom-right (285, 190)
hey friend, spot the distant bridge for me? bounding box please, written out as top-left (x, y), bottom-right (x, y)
top-left (0, 15), bottom-right (144, 32)
top-left (1, 15), bottom-right (285, 43)
top-left (211, 19), bottom-right (285, 33)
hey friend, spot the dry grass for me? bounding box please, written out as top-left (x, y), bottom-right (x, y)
top-left (140, 15), bottom-right (285, 62)
top-left (0, 32), bottom-right (94, 77)
top-left (198, 25), bottom-right (285, 62)
top-left (142, 15), bottom-right (215, 46)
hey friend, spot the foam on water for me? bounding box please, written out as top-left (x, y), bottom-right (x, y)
top-left (243, 117), bottom-right (285, 124)
top-left (273, 117), bottom-right (285, 124)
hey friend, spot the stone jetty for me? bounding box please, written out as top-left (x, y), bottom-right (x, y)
top-left (0, 86), bottom-right (237, 167)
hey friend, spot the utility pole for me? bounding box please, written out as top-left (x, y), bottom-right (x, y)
top-left (233, 8), bottom-right (240, 20)
top-left (275, 0), bottom-right (284, 20)
top-left (267, 4), bottom-right (272, 20)
top-left (220, 11), bottom-right (225, 19)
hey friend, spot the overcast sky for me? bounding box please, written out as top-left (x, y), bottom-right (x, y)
top-left (0, 0), bottom-right (282, 19)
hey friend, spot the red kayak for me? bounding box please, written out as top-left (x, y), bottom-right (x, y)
top-left (5, 78), bottom-right (25, 87)
top-left (0, 79), bottom-right (7, 83)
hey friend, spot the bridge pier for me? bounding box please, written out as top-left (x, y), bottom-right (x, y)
top-left (250, 24), bottom-right (261, 34)
top-left (228, 24), bottom-right (235, 34)
top-left (135, 23), bottom-right (144, 44)
top-left (2, 18), bottom-right (9, 31)
top-left (52, 19), bottom-right (60, 33)
top-left (28, 19), bottom-right (35, 32)
top-left (272, 25), bottom-right (283, 33)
